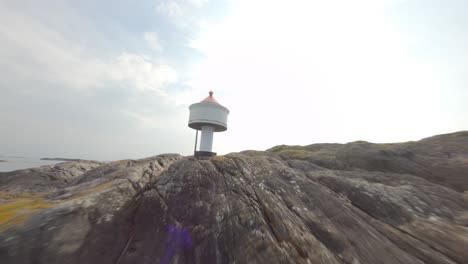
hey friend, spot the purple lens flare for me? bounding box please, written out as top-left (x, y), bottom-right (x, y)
top-left (160, 225), bottom-right (193, 264)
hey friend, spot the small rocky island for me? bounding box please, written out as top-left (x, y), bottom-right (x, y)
top-left (0, 131), bottom-right (467, 263)
top-left (40, 158), bottom-right (83, 162)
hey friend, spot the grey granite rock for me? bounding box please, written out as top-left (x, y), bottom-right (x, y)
top-left (0, 133), bottom-right (467, 264)
top-left (0, 160), bottom-right (103, 193)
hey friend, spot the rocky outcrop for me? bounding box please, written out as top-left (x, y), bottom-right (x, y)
top-left (268, 131), bottom-right (468, 192)
top-left (0, 132), bottom-right (467, 263)
top-left (0, 160), bottom-right (103, 193)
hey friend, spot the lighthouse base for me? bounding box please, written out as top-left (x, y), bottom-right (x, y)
top-left (195, 151), bottom-right (217, 158)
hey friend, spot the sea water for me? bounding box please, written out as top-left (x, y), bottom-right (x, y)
top-left (0, 155), bottom-right (62, 172)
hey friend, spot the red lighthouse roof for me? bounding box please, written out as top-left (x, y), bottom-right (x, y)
top-left (200, 91), bottom-right (219, 103)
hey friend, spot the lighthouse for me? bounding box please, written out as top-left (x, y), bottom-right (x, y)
top-left (188, 91), bottom-right (230, 157)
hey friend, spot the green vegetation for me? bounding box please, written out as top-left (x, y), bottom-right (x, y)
top-left (276, 149), bottom-right (315, 160)
top-left (268, 145), bottom-right (303, 153)
top-left (269, 145), bottom-right (337, 162)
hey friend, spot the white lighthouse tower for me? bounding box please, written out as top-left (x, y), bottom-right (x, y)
top-left (188, 91), bottom-right (229, 157)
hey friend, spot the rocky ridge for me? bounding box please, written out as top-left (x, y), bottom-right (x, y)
top-left (0, 132), bottom-right (467, 263)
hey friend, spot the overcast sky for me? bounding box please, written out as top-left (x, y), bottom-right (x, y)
top-left (1, 0), bottom-right (467, 160)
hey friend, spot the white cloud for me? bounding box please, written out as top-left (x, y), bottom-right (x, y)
top-left (157, 1), bottom-right (184, 22)
top-left (144, 31), bottom-right (163, 51)
top-left (187, 0), bottom-right (209, 8)
top-left (107, 53), bottom-right (177, 95)
top-left (0, 0), bottom-right (208, 159)
top-left (0, 4), bottom-right (177, 97)
top-left (156, 0), bottom-right (209, 28)
top-left (122, 110), bottom-right (164, 128)
top-left (0, 4), bottom-right (106, 91)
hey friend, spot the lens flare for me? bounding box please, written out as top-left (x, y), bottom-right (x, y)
top-left (160, 225), bottom-right (193, 264)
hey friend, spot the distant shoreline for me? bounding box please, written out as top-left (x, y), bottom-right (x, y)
top-left (0, 160), bottom-right (6, 162)
top-left (40, 158), bottom-right (82, 162)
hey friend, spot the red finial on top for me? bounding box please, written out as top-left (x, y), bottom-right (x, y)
top-left (201, 90), bottom-right (219, 103)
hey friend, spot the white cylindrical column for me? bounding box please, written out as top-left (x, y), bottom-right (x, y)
top-left (199, 126), bottom-right (214, 152)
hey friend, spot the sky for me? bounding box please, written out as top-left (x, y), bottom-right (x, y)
top-left (0, 0), bottom-right (467, 160)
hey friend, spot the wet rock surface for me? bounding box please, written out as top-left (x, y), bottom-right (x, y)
top-left (1, 132), bottom-right (468, 263)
